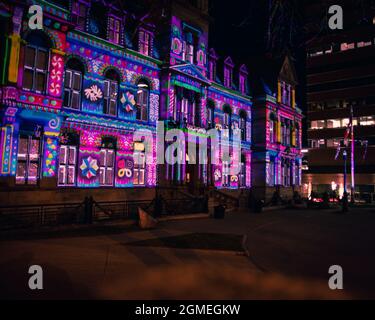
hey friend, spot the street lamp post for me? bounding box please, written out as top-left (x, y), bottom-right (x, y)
top-left (342, 150), bottom-right (348, 212)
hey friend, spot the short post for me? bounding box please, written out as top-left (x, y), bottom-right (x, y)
top-left (342, 151), bottom-right (348, 213)
top-left (84, 196), bottom-right (94, 224)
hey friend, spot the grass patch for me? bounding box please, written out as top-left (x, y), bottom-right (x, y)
top-left (126, 233), bottom-right (244, 252)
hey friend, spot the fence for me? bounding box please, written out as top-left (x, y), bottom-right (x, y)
top-left (0, 195), bottom-right (207, 230)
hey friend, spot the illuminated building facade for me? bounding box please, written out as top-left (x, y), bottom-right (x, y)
top-left (0, 0), bottom-right (301, 206)
top-left (251, 56), bottom-right (303, 202)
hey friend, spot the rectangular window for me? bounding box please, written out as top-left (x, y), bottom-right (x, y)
top-left (240, 117), bottom-right (246, 140)
top-left (185, 43), bottom-right (194, 64)
top-left (139, 30), bottom-right (151, 56)
top-left (99, 149), bottom-right (114, 186)
top-left (224, 68), bottom-right (232, 87)
top-left (58, 145), bottom-right (77, 186)
top-left (269, 120), bottom-right (275, 143)
top-left (103, 79), bottom-right (118, 116)
top-left (181, 98), bottom-right (189, 123)
top-left (282, 82), bottom-right (291, 105)
top-left (282, 161), bottom-right (290, 187)
top-left (209, 61), bottom-right (216, 81)
top-left (23, 46), bottom-right (49, 93)
top-left (222, 161), bottom-right (230, 187)
top-left (72, 1), bottom-right (87, 31)
top-left (239, 75), bottom-right (246, 94)
top-left (359, 116), bottom-right (375, 126)
top-left (136, 87), bottom-right (149, 121)
top-left (108, 16), bottom-right (121, 44)
top-left (310, 120), bottom-right (325, 130)
top-left (63, 69), bottom-right (82, 109)
top-left (207, 107), bottom-right (214, 128)
top-left (267, 159), bottom-right (275, 186)
top-left (133, 150), bottom-right (145, 186)
top-left (16, 135), bottom-right (41, 185)
top-left (239, 161), bottom-right (246, 188)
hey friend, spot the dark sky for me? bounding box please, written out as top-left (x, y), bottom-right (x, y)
top-left (209, 0), bottom-right (269, 63)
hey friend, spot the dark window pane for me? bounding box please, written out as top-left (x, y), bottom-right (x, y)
top-left (100, 151), bottom-right (106, 166)
top-left (36, 50), bottom-right (48, 70)
top-left (23, 69), bottom-right (33, 90)
top-left (68, 147), bottom-right (76, 165)
top-left (110, 100), bottom-right (116, 115)
top-left (64, 70), bottom-right (72, 88)
top-left (36, 72), bottom-right (46, 92)
top-left (30, 138), bottom-right (40, 156)
top-left (71, 92), bottom-right (80, 109)
top-left (18, 138), bottom-right (28, 159)
top-left (104, 81), bottom-right (109, 97)
top-left (16, 162), bottom-right (26, 180)
top-left (28, 162), bottom-right (39, 183)
top-left (99, 168), bottom-right (105, 185)
top-left (106, 168), bottom-right (113, 185)
top-left (58, 166), bottom-right (66, 185)
top-left (107, 151), bottom-right (114, 167)
top-left (25, 47), bottom-right (36, 67)
top-left (72, 72), bottom-right (81, 90)
top-left (59, 146), bottom-right (67, 164)
top-left (63, 89), bottom-right (71, 107)
top-left (67, 166), bottom-right (75, 184)
top-left (110, 82), bottom-right (117, 95)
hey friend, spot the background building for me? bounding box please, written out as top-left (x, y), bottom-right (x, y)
top-left (303, 0), bottom-right (375, 200)
top-left (251, 56), bottom-right (303, 203)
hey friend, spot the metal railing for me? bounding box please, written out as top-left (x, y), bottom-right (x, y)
top-left (0, 201), bottom-right (85, 230)
top-left (0, 196), bottom-right (207, 230)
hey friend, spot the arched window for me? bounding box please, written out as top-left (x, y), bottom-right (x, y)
top-left (22, 31), bottom-right (51, 93)
top-left (99, 137), bottom-right (116, 186)
top-left (239, 110), bottom-right (247, 141)
top-left (207, 99), bottom-right (215, 129)
top-left (63, 58), bottom-right (84, 109)
top-left (136, 80), bottom-right (149, 121)
top-left (223, 105), bottom-right (232, 129)
top-left (103, 69), bottom-right (119, 116)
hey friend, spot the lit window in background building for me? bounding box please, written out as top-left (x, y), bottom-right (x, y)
top-left (341, 42), bottom-right (355, 51)
top-left (326, 119), bottom-right (341, 128)
top-left (359, 116), bottom-right (375, 126)
top-left (326, 139), bottom-right (340, 148)
top-left (310, 120), bottom-right (325, 129)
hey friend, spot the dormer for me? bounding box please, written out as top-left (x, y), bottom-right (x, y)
top-left (277, 55), bottom-right (298, 108)
top-left (223, 56), bottom-right (234, 88)
top-left (239, 64), bottom-right (248, 95)
top-left (71, 0), bottom-right (89, 31)
top-left (138, 26), bottom-right (154, 57)
top-left (107, 10), bottom-right (123, 45)
top-left (208, 48), bottom-right (219, 81)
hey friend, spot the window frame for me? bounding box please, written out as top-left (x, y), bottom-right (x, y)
top-left (103, 78), bottom-right (118, 116)
top-left (72, 0), bottom-right (87, 31)
top-left (139, 29), bottom-right (151, 56)
top-left (136, 82), bottom-right (149, 122)
top-left (15, 134), bottom-right (42, 185)
top-left (133, 149), bottom-right (146, 186)
top-left (99, 148), bottom-right (115, 186)
top-left (224, 67), bottom-right (232, 88)
top-left (22, 45), bottom-right (49, 94)
top-left (63, 68), bottom-right (83, 110)
top-left (58, 144), bottom-right (78, 186)
top-left (108, 15), bottom-right (121, 44)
